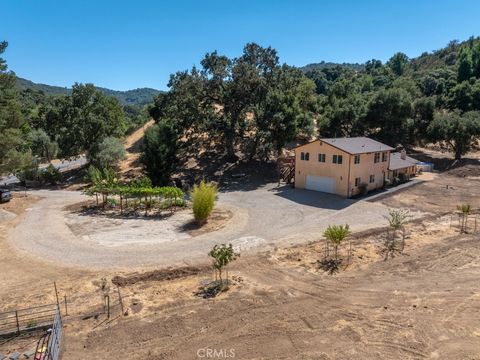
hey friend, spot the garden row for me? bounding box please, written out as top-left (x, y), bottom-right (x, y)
top-left (84, 166), bottom-right (218, 223)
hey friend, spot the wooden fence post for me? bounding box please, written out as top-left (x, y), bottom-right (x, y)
top-left (15, 311), bottom-right (20, 334)
top-left (64, 295), bottom-right (68, 316)
top-left (117, 287), bottom-right (124, 315)
top-left (53, 282), bottom-right (60, 309)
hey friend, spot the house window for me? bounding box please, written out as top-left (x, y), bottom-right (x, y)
top-left (318, 153), bottom-right (326, 162)
top-left (374, 152), bottom-right (380, 163)
top-left (333, 154), bottom-right (343, 164)
top-left (301, 152), bottom-right (309, 161)
top-left (305, 152), bottom-right (309, 161)
top-left (382, 152), bottom-right (388, 162)
top-left (369, 174), bottom-right (375, 183)
top-left (355, 177), bottom-right (361, 186)
top-left (354, 154), bottom-right (360, 164)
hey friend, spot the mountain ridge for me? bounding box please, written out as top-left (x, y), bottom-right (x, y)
top-left (15, 77), bottom-right (162, 106)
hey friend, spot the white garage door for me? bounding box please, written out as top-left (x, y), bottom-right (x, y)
top-left (305, 175), bottom-right (336, 194)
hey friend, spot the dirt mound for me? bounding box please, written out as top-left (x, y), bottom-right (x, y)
top-left (446, 162), bottom-right (480, 177)
top-left (112, 266), bottom-right (210, 287)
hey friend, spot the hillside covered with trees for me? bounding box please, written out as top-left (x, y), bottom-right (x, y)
top-left (16, 77), bottom-right (161, 106)
top-left (2, 37), bottom-right (480, 186)
top-left (144, 37), bottom-right (480, 185)
top-left (0, 40), bottom-right (151, 177)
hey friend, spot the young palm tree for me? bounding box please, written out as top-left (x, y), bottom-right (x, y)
top-left (323, 224), bottom-right (351, 262)
top-left (457, 204), bottom-right (472, 233)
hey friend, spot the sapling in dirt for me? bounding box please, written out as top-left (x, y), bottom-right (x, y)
top-left (321, 224), bottom-right (351, 273)
top-left (457, 204), bottom-right (472, 233)
top-left (386, 209), bottom-right (411, 253)
top-left (209, 244), bottom-right (240, 288)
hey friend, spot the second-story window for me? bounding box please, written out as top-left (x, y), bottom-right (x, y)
top-left (374, 152), bottom-right (380, 163)
top-left (354, 154), bottom-right (360, 164)
top-left (382, 152), bottom-right (388, 162)
top-left (318, 153), bottom-right (326, 162)
top-left (333, 154), bottom-right (343, 164)
top-left (305, 152), bottom-right (310, 161)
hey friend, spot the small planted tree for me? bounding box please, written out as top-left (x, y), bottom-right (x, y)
top-left (457, 204), bottom-right (472, 233)
top-left (209, 244), bottom-right (240, 287)
top-left (323, 224), bottom-right (351, 262)
top-left (386, 209), bottom-right (410, 252)
top-left (191, 181), bottom-right (218, 225)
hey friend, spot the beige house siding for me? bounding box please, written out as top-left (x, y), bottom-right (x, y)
top-left (294, 140), bottom-right (391, 197)
top-left (349, 151), bottom-right (390, 196)
top-left (294, 141), bottom-right (350, 197)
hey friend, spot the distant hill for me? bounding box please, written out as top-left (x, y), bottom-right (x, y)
top-left (15, 77), bottom-right (162, 106)
top-left (301, 61), bottom-right (365, 73)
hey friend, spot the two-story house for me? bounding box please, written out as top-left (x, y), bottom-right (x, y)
top-left (294, 137), bottom-right (394, 197)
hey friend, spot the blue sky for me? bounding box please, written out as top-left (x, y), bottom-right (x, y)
top-left (2, 0), bottom-right (480, 91)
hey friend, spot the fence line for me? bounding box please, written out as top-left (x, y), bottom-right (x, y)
top-left (0, 303), bottom-right (58, 337)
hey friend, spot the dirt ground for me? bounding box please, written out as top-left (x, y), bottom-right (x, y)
top-left (378, 170), bottom-right (480, 214)
top-left (61, 221), bottom-right (479, 359)
top-left (1, 163), bottom-right (480, 359)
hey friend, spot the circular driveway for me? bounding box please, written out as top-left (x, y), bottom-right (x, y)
top-left (9, 184), bottom-right (392, 269)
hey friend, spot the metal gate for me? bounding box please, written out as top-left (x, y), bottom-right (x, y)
top-left (43, 307), bottom-right (63, 360)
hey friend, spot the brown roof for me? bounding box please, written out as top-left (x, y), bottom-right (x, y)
top-left (295, 137), bottom-right (394, 154)
top-left (388, 152), bottom-right (419, 170)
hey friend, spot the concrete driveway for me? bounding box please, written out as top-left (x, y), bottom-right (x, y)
top-left (8, 183), bottom-right (394, 270)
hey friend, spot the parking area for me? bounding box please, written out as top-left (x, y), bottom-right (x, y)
top-left (6, 183), bottom-right (402, 269)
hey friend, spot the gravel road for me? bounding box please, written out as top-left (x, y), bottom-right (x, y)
top-left (9, 184), bottom-right (395, 269)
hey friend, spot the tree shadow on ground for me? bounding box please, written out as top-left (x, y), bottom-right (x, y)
top-left (317, 258), bottom-right (342, 275)
top-left (65, 201), bottom-right (178, 221)
top-left (175, 151), bottom-right (279, 193)
top-left (408, 149), bottom-right (480, 173)
top-left (270, 185), bottom-right (355, 210)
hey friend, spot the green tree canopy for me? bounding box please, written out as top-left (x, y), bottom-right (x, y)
top-left (0, 41), bottom-right (32, 175)
top-left (37, 83), bottom-right (127, 157)
top-left (387, 52), bottom-right (409, 76)
top-left (141, 119), bottom-right (178, 186)
top-left (427, 111), bottom-right (480, 159)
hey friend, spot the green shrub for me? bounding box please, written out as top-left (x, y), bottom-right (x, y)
top-left (358, 182), bottom-right (368, 196)
top-left (323, 224), bottom-right (351, 261)
top-left (141, 120), bottom-right (178, 186)
top-left (26, 319), bottom-right (38, 328)
top-left (191, 181), bottom-right (218, 224)
top-left (398, 172), bottom-right (408, 183)
top-left (40, 164), bottom-right (62, 185)
top-left (88, 137), bottom-right (126, 169)
top-left (16, 165), bottom-right (40, 182)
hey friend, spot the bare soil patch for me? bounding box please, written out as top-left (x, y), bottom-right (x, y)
top-left (118, 120), bottom-right (154, 178)
top-left (378, 169), bottom-right (480, 214)
top-left (62, 219), bottom-right (480, 359)
top-left (112, 266), bottom-right (210, 287)
top-left (62, 199), bottom-right (233, 246)
top-left (180, 208), bottom-right (233, 236)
